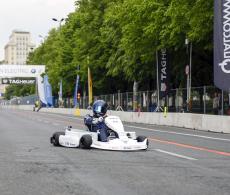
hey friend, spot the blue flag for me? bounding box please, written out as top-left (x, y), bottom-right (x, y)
top-left (43, 75), bottom-right (53, 107)
top-left (73, 75), bottom-right (80, 107)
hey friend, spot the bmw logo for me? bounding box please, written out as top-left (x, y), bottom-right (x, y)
top-left (31, 69), bottom-right (36, 73)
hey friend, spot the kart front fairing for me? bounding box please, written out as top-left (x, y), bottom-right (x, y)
top-left (91, 137), bottom-right (148, 151)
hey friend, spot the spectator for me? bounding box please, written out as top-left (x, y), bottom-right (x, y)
top-left (37, 100), bottom-right (43, 112)
top-left (213, 92), bottom-right (219, 115)
top-left (33, 100), bottom-right (39, 111)
top-left (218, 92), bottom-right (222, 115)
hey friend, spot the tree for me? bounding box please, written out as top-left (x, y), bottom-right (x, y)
top-left (27, 0), bottom-right (214, 98)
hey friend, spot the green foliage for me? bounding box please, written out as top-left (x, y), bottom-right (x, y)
top-left (5, 84), bottom-right (35, 100)
top-left (27, 0), bottom-right (214, 97)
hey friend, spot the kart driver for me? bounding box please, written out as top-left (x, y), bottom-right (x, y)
top-left (84, 100), bottom-right (109, 142)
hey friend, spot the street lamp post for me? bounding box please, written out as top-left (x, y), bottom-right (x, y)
top-left (185, 38), bottom-right (192, 111)
top-left (189, 41), bottom-right (192, 103)
top-left (38, 34), bottom-right (46, 44)
top-left (52, 17), bottom-right (64, 107)
top-left (52, 18), bottom-right (64, 29)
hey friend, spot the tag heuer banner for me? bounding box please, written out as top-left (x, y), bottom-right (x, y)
top-left (1, 78), bottom-right (35, 84)
top-left (214, 0), bottom-right (230, 92)
top-left (158, 49), bottom-right (170, 99)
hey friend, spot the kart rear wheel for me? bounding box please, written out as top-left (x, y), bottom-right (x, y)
top-left (79, 135), bottom-right (92, 149)
top-left (51, 132), bottom-right (65, 146)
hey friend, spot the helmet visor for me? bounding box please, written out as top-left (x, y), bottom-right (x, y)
top-left (94, 105), bottom-right (102, 113)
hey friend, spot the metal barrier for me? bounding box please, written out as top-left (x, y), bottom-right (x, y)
top-left (2, 86), bottom-right (230, 115)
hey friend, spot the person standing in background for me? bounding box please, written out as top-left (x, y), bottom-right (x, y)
top-left (213, 92), bottom-right (219, 115)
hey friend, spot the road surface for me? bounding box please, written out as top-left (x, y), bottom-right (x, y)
top-left (0, 108), bottom-right (229, 195)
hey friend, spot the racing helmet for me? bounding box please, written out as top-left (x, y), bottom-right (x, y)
top-left (93, 100), bottom-right (108, 117)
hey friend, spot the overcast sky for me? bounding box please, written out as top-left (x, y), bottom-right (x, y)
top-left (0, 0), bottom-right (76, 60)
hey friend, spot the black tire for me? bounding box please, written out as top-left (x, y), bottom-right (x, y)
top-left (79, 135), bottom-right (92, 149)
top-left (51, 132), bottom-right (65, 146)
top-left (136, 136), bottom-right (146, 142)
top-left (137, 136), bottom-right (149, 147)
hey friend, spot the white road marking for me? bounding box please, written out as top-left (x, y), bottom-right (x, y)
top-left (52, 123), bottom-right (60, 126)
top-left (37, 112), bottom-right (84, 121)
top-left (125, 125), bottom-right (230, 142)
top-left (155, 149), bottom-right (197, 161)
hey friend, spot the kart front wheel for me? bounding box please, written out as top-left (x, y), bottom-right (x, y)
top-left (136, 136), bottom-right (149, 147)
top-left (79, 135), bottom-right (92, 149)
top-left (136, 136), bottom-right (146, 142)
top-left (50, 132), bottom-right (65, 146)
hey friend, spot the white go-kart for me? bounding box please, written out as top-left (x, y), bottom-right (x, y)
top-left (50, 115), bottom-right (148, 151)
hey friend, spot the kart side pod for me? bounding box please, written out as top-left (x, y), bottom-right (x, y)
top-left (50, 130), bottom-right (93, 149)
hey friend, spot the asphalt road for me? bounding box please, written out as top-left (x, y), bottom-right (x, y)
top-left (0, 108), bottom-right (230, 195)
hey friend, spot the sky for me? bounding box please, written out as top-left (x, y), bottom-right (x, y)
top-left (0, 0), bottom-right (76, 60)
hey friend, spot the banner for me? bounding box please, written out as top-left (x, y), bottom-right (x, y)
top-left (73, 75), bottom-right (80, 107)
top-left (0, 65), bottom-right (45, 77)
top-left (214, 0), bottom-right (230, 91)
top-left (1, 78), bottom-right (35, 84)
top-left (37, 76), bottom-right (46, 105)
top-left (43, 75), bottom-right (53, 107)
top-left (158, 49), bottom-right (170, 99)
top-left (58, 79), bottom-right (62, 101)
top-left (88, 67), bottom-right (93, 105)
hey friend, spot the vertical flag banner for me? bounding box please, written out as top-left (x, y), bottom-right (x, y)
top-left (43, 75), bottom-right (53, 107)
top-left (158, 49), bottom-right (170, 99)
top-left (88, 67), bottom-right (93, 105)
top-left (73, 75), bottom-right (80, 107)
top-left (214, 0), bottom-right (230, 91)
top-left (37, 76), bottom-right (47, 105)
top-left (58, 79), bottom-right (62, 102)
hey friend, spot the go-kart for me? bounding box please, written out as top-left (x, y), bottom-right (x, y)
top-left (50, 115), bottom-right (148, 151)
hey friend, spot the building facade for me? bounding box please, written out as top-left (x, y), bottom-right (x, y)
top-left (4, 30), bottom-right (35, 65)
top-left (1, 30), bottom-right (36, 99)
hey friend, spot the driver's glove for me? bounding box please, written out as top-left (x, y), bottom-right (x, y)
top-left (92, 118), bottom-right (98, 124)
top-left (98, 116), bottom-right (104, 122)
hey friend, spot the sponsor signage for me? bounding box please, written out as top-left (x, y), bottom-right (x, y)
top-left (0, 64), bottom-right (49, 106)
top-left (214, 0), bottom-right (230, 91)
top-left (2, 78), bottom-right (35, 85)
top-left (0, 65), bottom-right (45, 78)
top-left (158, 49), bottom-right (170, 99)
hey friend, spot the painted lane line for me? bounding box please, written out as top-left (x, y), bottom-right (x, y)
top-left (52, 123), bottom-right (60, 126)
top-left (149, 137), bottom-right (230, 157)
top-left (125, 125), bottom-right (230, 142)
top-left (155, 149), bottom-right (197, 161)
top-left (37, 112), bottom-right (84, 121)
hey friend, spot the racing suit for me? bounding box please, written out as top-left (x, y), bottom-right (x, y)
top-left (84, 114), bottom-right (109, 142)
